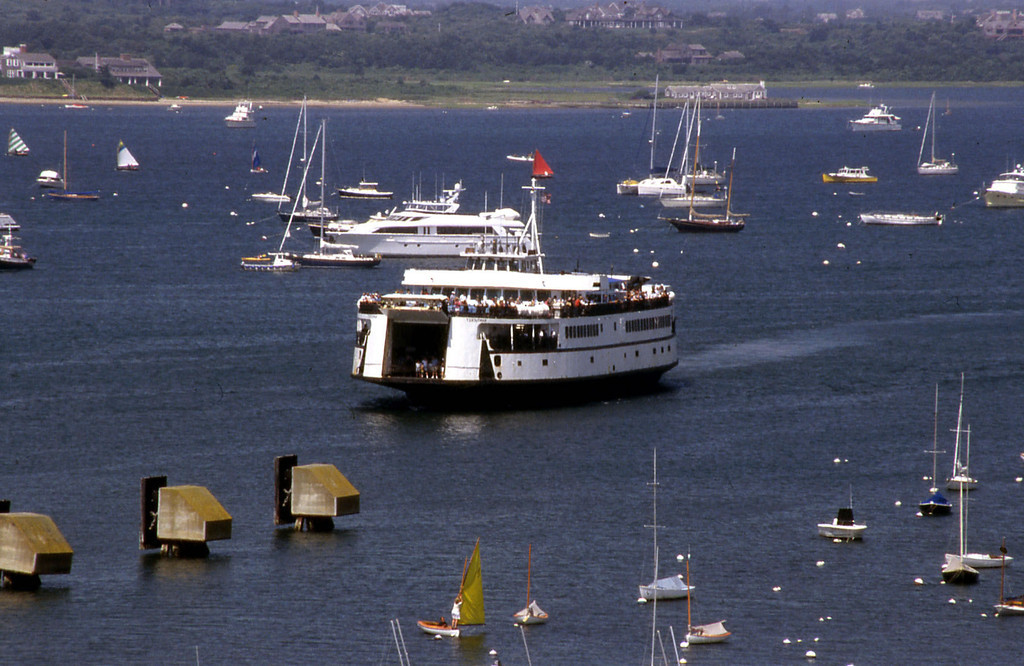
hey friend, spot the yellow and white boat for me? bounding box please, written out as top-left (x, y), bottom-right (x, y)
top-left (822, 166), bottom-right (877, 184)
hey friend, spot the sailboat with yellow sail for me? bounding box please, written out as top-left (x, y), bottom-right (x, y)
top-left (418, 538), bottom-right (485, 638)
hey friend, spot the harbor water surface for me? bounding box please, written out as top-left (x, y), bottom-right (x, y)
top-left (2, 87), bottom-right (1024, 664)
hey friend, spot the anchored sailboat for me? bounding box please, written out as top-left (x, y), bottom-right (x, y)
top-left (7, 128), bottom-right (29, 156)
top-left (919, 385), bottom-right (952, 516)
top-left (638, 450), bottom-right (690, 601)
top-left (946, 374), bottom-right (977, 492)
top-left (45, 131), bottom-right (99, 201)
top-left (418, 538), bottom-right (485, 638)
top-left (512, 544), bottom-right (548, 625)
top-left (917, 92), bottom-right (958, 175)
top-left (995, 540), bottom-right (1024, 616)
top-left (682, 554), bottom-right (730, 645)
top-left (116, 141), bottom-right (139, 171)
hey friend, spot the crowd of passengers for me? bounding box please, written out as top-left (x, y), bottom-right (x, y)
top-left (358, 286), bottom-right (670, 318)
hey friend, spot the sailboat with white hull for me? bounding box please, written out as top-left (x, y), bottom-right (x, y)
top-left (116, 141), bottom-right (139, 171)
top-left (512, 544), bottom-right (548, 625)
top-left (917, 92), bottom-right (958, 175)
top-left (682, 554), bottom-right (730, 645)
top-left (946, 374), bottom-right (977, 492)
top-left (638, 450), bottom-right (690, 601)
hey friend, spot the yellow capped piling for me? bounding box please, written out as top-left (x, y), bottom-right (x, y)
top-left (140, 476), bottom-right (232, 557)
top-left (0, 503), bottom-right (73, 590)
top-left (275, 455), bottom-right (360, 531)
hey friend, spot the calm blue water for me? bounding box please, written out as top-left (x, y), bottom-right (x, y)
top-left (2, 87), bottom-right (1024, 665)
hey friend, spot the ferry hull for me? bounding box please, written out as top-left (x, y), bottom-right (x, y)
top-left (357, 363), bottom-right (677, 407)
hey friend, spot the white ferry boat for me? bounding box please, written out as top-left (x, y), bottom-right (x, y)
top-left (313, 181), bottom-right (526, 258)
top-left (224, 101), bottom-right (256, 128)
top-left (352, 153), bottom-right (678, 405)
top-left (848, 104), bottom-right (901, 131)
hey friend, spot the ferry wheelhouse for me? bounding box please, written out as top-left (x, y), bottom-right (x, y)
top-left (352, 154), bottom-right (678, 405)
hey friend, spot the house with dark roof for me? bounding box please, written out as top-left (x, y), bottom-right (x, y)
top-left (655, 44), bottom-right (712, 65)
top-left (76, 54), bottom-right (162, 87)
top-left (519, 6), bottom-right (555, 25)
top-left (2, 44), bottom-right (60, 79)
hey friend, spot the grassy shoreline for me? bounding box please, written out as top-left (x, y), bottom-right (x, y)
top-left (2, 78), bottom-right (1018, 110)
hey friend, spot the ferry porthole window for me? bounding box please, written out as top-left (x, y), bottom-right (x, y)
top-left (497, 372), bottom-right (502, 379)
top-left (494, 355), bottom-right (501, 367)
top-left (542, 359), bottom-right (548, 366)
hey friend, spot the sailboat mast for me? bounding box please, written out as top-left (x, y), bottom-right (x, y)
top-left (526, 543), bottom-right (532, 607)
top-left (930, 384), bottom-right (939, 492)
top-left (688, 102), bottom-right (701, 216)
top-left (918, 93), bottom-right (932, 166)
top-left (649, 75), bottom-right (659, 173)
top-left (63, 130), bottom-right (68, 192)
top-left (685, 554), bottom-right (692, 632)
top-left (951, 373), bottom-right (965, 479)
top-left (725, 147), bottom-right (736, 218)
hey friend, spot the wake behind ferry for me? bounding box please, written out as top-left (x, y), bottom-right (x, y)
top-left (352, 153), bottom-right (678, 405)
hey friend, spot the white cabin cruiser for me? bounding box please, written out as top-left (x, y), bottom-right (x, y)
top-left (313, 181), bottom-right (526, 258)
top-left (984, 166), bottom-right (1024, 207)
top-left (224, 101), bottom-right (256, 128)
top-left (849, 104), bottom-right (902, 131)
top-left (352, 153), bottom-right (678, 405)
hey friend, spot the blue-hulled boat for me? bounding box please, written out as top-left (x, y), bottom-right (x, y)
top-left (920, 385), bottom-right (952, 517)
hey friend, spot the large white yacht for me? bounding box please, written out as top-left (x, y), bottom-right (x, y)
top-left (351, 154), bottom-right (678, 405)
top-left (312, 181), bottom-right (526, 258)
top-left (984, 166), bottom-right (1024, 207)
top-left (849, 104), bottom-right (901, 131)
top-left (224, 101), bottom-right (256, 128)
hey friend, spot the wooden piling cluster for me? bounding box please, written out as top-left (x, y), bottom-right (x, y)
top-left (0, 454), bottom-right (359, 590)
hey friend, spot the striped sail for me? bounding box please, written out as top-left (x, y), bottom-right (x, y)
top-left (8, 128), bottom-right (29, 156)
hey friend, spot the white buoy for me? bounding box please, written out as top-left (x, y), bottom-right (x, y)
top-left (1016, 477), bottom-right (1022, 483)
top-left (816, 560), bottom-right (825, 567)
top-left (823, 260), bottom-right (830, 265)
top-left (914, 578), bottom-right (924, 585)
top-left (230, 211), bottom-right (238, 217)
top-left (652, 261), bottom-right (659, 268)
top-left (833, 457), bottom-right (841, 464)
top-left (811, 211), bottom-right (819, 217)
top-left (949, 598), bottom-right (956, 604)
top-left (181, 202), bottom-right (189, 208)
top-left (783, 638), bottom-right (791, 644)
top-left (837, 243), bottom-right (845, 249)
top-left (773, 586), bottom-right (782, 592)
top-left (633, 248), bottom-right (639, 253)
top-left (676, 554), bottom-right (685, 562)
top-left (916, 511), bottom-right (924, 517)
top-left (113, 192), bottom-right (118, 197)
top-left (637, 597), bottom-right (647, 604)
top-left (895, 500), bottom-right (902, 507)
top-left (847, 222), bottom-right (853, 227)
top-left (598, 213), bottom-right (606, 218)
top-left (805, 650), bottom-right (816, 659)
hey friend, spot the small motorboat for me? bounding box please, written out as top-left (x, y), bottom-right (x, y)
top-left (860, 212), bottom-right (943, 226)
top-left (337, 181), bottom-right (393, 199)
top-left (823, 166), bottom-right (877, 183)
top-left (240, 253), bottom-right (298, 272)
top-left (817, 507), bottom-right (866, 540)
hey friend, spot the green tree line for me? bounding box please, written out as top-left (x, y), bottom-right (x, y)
top-left (2, 0), bottom-right (1024, 100)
